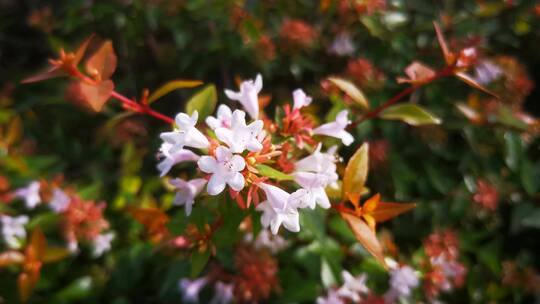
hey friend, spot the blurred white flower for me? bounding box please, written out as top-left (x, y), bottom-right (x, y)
top-left (385, 265), bottom-right (419, 301)
top-left (257, 183), bottom-right (300, 235)
top-left (215, 109), bottom-right (264, 153)
top-left (290, 172), bottom-right (331, 209)
top-left (313, 110), bottom-right (354, 146)
top-left (169, 178), bottom-right (207, 216)
top-left (317, 289), bottom-right (344, 304)
top-left (198, 146), bottom-right (245, 195)
top-left (337, 271), bottom-right (369, 303)
top-left (179, 277), bottom-right (208, 303)
top-left (224, 74), bottom-right (262, 119)
top-left (157, 142), bottom-right (199, 177)
top-left (0, 215), bottom-right (28, 249)
top-left (328, 32), bottom-right (355, 57)
top-left (14, 181), bottom-right (41, 209)
top-left (292, 88), bottom-right (312, 110)
top-left (206, 104), bottom-right (233, 130)
top-left (209, 281), bottom-right (234, 304)
top-left (253, 229), bottom-right (289, 253)
top-left (49, 188), bottom-right (70, 213)
top-left (160, 111), bottom-right (209, 153)
top-left (92, 232), bottom-right (114, 257)
top-left (474, 60), bottom-right (502, 85)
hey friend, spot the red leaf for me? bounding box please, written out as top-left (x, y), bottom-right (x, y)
top-left (73, 34), bottom-right (94, 66)
top-left (397, 61), bottom-right (436, 84)
top-left (340, 212), bottom-right (387, 268)
top-left (433, 21), bottom-right (453, 65)
top-left (79, 80), bottom-right (115, 112)
top-left (85, 40), bottom-right (117, 80)
top-left (455, 72), bottom-right (498, 97)
top-left (26, 227), bottom-right (46, 263)
top-left (18, 273), bottom-right (35, 303)
top-left (21, 66), bottom-right (64, 84)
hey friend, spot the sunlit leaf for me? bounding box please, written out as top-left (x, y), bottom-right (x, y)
top-left (79, 80), bottom-right (115, 112)
top-left (455, 72), bottom-right (498, 97)
top-left (396, 61), bottom-right (436, 84)
top-left (42, 247), bottom-right (71, 264)
top-left (379, 104), bottom-right (441, 126)
top-left (148, 80), bottom-right (203, 104)
top-left (185, 85), bottom-right (217, 119)
top-left (85, 40), bottom-right (117, 80)
top-left (340, 212), bottom-right (386, 268)
top-left (343, 143), bottom-right (369, 199)
top-left (327, 77), bottom-right (369, 110)
top-left (456, 103), bottom-right (483, 124)
top-left (371, 202), bottom-right (416, 223)
top-left (26, 227), bottom-right (46, 262)
top-left (255, 164), bottom-right (294, 181)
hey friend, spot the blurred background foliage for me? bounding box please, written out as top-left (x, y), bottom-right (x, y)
top-left (1, 0), bottom-right (539, 303)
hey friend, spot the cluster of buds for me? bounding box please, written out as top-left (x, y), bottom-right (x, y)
top-left (158, 74), bottom-right (355, 235)
top-left (423, 229), bottom-right (467, 300)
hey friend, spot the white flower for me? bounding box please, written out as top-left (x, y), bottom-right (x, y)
top-left (256, 183), bottom-right (300, 235)
top-left (157, 143), bottom-right (200, 177)
top-left (295, 144), bottom-right (339, 186)
top-left (289, 172), bottom-right (331, 209)
top-left (92, 232), bottom-right (114, 257)
top-left (0, 215), bottom-right (28, 249)
top-left (49, 188), bottom-right (71, 213)
top-left (206, 104), bottom-right (233, 130)
top-left (337, 271), bottom-right (369, 303)
top-left (198, 146), bottom-right (246, 195)
top-left (68, 239), bottom-right (79, 254)
top-left (328, 32), bottom-right (355, 57)
top-left (292, 88), bottom-right (312, 110)
top-left (253, 229), bottom-right (290, 253)
top-left (312, 110), bottom-right (354, 146)
top-left (160, 111), bottom-right (209, 153)
top-left (210, 281), bottom-right (234, 304)
top-left (14, 181), bottom-right (41, 209)
top-left (179, 277), bottom-right (208, 303)
top-left (317, 289), bottom-right (344, 304)
top-left (224, 74), bottom-right (262, 119)
top-left (169, 178), bottom-right (207, 216)
top-left (215, 109), bottom-right (264, 153)
top-left (385, 265), bottom-right (419, 301)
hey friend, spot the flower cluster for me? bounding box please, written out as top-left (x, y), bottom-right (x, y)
top-left (158, 74), bottom-right (354, 235)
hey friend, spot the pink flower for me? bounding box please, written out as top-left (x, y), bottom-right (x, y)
top-left (210, 281), bottom-right (234, 304)
top-left (215, 109), bottom-right (264, 153)
top-left (160, 111), bottom-right (209, 153)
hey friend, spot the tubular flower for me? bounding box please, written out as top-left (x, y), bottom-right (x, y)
top-left (294, 143), bottom-right (339, 186)
top-left (169, 178), bottom-right (207, 216)
top-left (206, 104), bottom-right (233, 130)
top-left (312, 110), bottom-right (354, 146)
top-left (292, 88), bottom-right (312, 110)
top-left (160, 111), bottom-right (209, 153)
top-left (224, 74), bottom-right (262, 119)
top-left (198, 146), bottom-right (246, 195)
top-left (290, 171), bottom-right (331, 209)
top-left (256, 183), bottom-right (300, 235)
top-left (157, 143), bottom-right (200, 177)
top-left (215, 110), bottom-right (264, 153)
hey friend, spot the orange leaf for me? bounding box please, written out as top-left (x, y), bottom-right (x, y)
top-left (363, 193), bottom-right (380, 213)
top-left (18, 273), bottom-right (35, 303)
top-left (397, 61), bottom-right (436, 84)
top-left (455, 72), bottom-right (498, 97)
top-left (0, 250), bottom-right (25, 267)
top-left (26, 227), bottom-right (46, 263)
top-left (85, 40), bottom-right (117, 80)
top-left (21, 66), bottom-right (64, 84)
top-left (128, 207), bottom-right (170, 241)
top-left (433, 21), bottom-right (453, 65)
top-left (340, 212), bottom-right (387, 268)
top-left (79, 80), bottom-right (115, 112)
top-left (371, 202), bottom-right (416, 223)
top-left (73, 34), bottom-right (94, 66)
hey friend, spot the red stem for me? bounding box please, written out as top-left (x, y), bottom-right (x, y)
top-left (348, 66), bottom-right (454, 130)
top-left (110, 91), bottom-right (174, 124)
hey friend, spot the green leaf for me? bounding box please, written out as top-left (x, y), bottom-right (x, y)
top-left (185, 84), bottom-right (217, 120)
top-left (190, 250), bottom-right (211, 278)
top-left (327, 77), bottom-right (369, 110)
top-left (54, 276), bottom-right (93, 302)
top-left (321, 258), bottom-right (337, 289)
top-left (255, 164), bottom-right (294, 181)
top-left (379, 104), bottom-right (442, 126)
top-left (521, 209), bottom-right (540, 229)
top-left (148, 80), bottom-right (203, 104)
top-left (520, 159), bottom-right (540, 195)
top-left (503, 132), bottom-right (522, 171)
